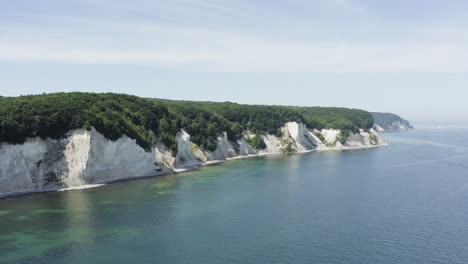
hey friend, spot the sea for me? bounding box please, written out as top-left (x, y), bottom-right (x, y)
top-left (1, 129), bottom-right (468, 264)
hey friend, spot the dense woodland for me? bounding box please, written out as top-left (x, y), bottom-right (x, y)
top-left (0, 93), bottom-right (375, 152)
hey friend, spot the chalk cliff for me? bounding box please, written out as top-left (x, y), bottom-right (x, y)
top-left (0, 128), bottom-right (170, 196)
top-left (372, 112), bottom-right (414, 131)
top-left (0, 122), bottom-right (385, 197)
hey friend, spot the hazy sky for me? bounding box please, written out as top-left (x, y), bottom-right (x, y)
top-left (1, 0), bottom-right (468, 125)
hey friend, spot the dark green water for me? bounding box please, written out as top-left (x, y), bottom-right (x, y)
top-left (1, 130), bottom-right (468, 264)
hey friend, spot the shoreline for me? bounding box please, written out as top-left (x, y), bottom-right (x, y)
top-left (0, 143), bottom-right (386, 200)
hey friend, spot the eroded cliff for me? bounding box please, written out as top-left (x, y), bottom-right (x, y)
top-left (0, 122), bottom-right (386, 197)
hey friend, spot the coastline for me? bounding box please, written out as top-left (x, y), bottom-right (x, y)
top-left (0, 142), bottom-right (386, 200)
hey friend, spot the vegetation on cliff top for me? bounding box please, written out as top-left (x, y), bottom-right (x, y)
top-left (0, 93), bottom-right (178, 150)
top-left (0, 93), bottom-right (374, 151)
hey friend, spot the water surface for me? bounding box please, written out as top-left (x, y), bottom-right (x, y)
top-left (1, 129), bottom-right (468, 264)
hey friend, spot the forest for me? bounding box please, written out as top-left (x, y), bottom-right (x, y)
top-left (0, 93), bottom-right (375, 152)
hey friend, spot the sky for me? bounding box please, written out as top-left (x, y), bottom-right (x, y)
top-left (1, 0), bottom-right (468, 125)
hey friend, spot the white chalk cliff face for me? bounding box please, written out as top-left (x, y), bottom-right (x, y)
top-left (285, 122), bottom-right (319, 151)
top-left (345, 129), bottom-right (384, 148)
top-left (0, 138), bottom-right (48, 195)
top-left (209, 132), bottom-right (238, 160)
top-left (174, 130), bottom-right (202, 169)
top-left (371, 112), bottom-right (414, 132)
top-left (0, 123), bottom-right (385, 197)
top-left (0, 128), bottom-right (171, 196)
top-left (320, 129), bottom-right (344, 148)
top-left (237, 139), bottom-right (257, 156)
top-left (373, 121), bottom-right (412, 132)
top-left (373, 124), bottom-right (385, 133)
top-left (389, 120), bottom-right (413, 131)
top-left (84, 129), bottom-right (172, 183)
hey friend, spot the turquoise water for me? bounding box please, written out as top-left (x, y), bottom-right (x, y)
top-left (1, 129), bottom-right (468, 264)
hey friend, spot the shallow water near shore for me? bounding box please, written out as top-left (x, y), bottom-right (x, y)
top-left (1, 129), bottom-right (468, 264)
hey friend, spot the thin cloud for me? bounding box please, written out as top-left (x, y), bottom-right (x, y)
top-left (1, 1), bottom-right (468, 73)
top-left (325, 0), bottom-right (367, 14)
top-left (1, 23), bottom-right (467, 74)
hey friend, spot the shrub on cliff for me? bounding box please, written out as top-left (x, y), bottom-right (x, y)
top-left (246, 132), bottom-right (267, 150)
